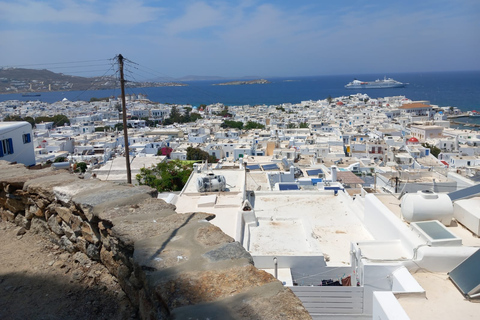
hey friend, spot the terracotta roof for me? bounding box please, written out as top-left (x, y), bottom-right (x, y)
top-left (399, 103), bottom-right (431, 109)
top-left (336, 171), bottom-right (365, 185)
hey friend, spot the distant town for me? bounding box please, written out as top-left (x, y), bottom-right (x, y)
top-left (1, 91), bottom-right (480, 319)
top-left (0, 67), bottom-right (186, 94)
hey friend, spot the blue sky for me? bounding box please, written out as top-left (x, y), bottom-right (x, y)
top-left (1, 0), bottom-right (479, 79)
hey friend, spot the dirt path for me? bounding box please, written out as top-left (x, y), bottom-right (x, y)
top-left (0, 220), bottom-right (137, 320)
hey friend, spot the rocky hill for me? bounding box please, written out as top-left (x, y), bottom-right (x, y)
top-left (0, 68), bottom-right (186, 94)
top-left (213, 79), bottom-right (271, 86)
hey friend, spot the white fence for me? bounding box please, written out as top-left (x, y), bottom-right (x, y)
top-left (290, 286), bottom-right (364, 317)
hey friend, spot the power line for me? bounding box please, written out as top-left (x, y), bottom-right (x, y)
top-left (73, 60), bottom-right (117, 101)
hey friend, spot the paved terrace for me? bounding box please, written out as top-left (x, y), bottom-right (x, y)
top-left (248, 191), bottom-right (373, 265)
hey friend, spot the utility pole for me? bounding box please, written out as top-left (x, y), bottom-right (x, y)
top-left (118, 54), bottom-right (132, 184)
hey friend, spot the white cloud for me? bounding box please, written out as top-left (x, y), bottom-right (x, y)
top-left (0, 0), bottom-right (162, 25)
top-left (164, 1), bottom-right (224, 35)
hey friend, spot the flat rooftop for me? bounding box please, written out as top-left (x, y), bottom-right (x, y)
top-left (397, 272), bottom-right (480, 320)
top-left (375, 194), bottom-right (480, 247)
top-left (174, 168), bottom-right (246, 239)
top-left (93, 155), bottom-right (167, 182)
top-left (247, 191), bottom-right (373, 265)
top-left (181, 169), bottom-right (245, 194)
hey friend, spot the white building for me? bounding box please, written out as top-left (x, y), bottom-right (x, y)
top-left (0, 121), bottom-right (36, 166)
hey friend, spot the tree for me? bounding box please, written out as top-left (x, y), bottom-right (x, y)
top-left (95, 126), bottom-right (112, 132)
top-left (221, 120), bottom-right (244, 130)
top-left (163, 106), bottom-right (201, 125)
top-left (3, 115), bottom-right (23, 121)
top-left (299, 122), bottom-right (309, 128)
top-left (90, 97), bottom-right (109, 102)
top-left (422, 143), bottom-right (441, 158)
top-left (186, 147), bottom-right (216, 163)
top-left (136, 160), bottom-right (193, 192)
top-left (24, 116), bottom-right (35, 127)
top-left (35, 114), bottom-right (70, 127)
top-left (326, 95), bottom-right (333, 104)
top-left (216, 106), bottom-right (232, 117)
top-left (75, 162), bottom-right (88, 173)
top-left (244, 121), bottom-right (265, 130)
top-left (287, 123), bottom-right (297, 128)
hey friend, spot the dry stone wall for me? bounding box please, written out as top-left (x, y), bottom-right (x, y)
top-left (0, 161), bottom-right (310, 320)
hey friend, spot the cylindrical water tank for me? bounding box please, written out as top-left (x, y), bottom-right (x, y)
top-left (401, 190), bottom-right (453, 225)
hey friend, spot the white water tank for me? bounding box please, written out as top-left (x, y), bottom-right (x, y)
top-left (196, 173), bottom-right (227, 192)
top-left (401, 190), bottom-right (453, 226)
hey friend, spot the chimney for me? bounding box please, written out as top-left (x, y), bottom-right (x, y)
top-left (331, 165), bottom-right (337, 182)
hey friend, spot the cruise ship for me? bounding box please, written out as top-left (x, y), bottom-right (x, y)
top-left (345, 77), bottom-right (406, 89)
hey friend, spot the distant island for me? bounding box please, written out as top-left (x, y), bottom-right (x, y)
top-left (0, 68), bottom-right (187, 95)
top-left (213, 79), bottom-right (271, 86)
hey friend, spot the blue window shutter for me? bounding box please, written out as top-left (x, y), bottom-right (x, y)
top-left (0, 141), bottom-right (3, 157)
top-left (8, 138), bottom-right (14, 154)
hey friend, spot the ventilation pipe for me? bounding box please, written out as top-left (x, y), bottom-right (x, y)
top-left (273, 257), bottom-right (278, 279)
top-left (331, 165), bottom-right (338, 182)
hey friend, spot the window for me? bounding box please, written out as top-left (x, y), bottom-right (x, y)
top-left (0, 138), bottom-right (14, 157)
top-left (23, 133), bottom-right (31, 144)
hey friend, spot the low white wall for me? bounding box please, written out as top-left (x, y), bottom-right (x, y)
top-left (391, 266), bottom-right (425, 294)
top-left (407, 246), bottom-right (478, 272)
top-left (364, 194), bottom-right (421, 252)
top-left (362, 263), bottom-right (402, 314)
top-left (372, 291), bottom-right (410, 320)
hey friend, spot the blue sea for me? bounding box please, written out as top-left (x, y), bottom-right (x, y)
top-left (2, 70), bottom-right (479, 111)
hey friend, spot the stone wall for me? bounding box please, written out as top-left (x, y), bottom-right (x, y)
top-left (0, 161), bottom-right (310, 320)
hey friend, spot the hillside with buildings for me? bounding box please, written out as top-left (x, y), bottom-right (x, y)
top-left (0, 68), bottom-right (186, 94)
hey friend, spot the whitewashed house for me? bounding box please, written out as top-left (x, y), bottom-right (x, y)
top-left (0, 121), bottom-right (35, 166)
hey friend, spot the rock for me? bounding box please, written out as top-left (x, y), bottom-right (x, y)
top-left (81, 222), bottom-right (99, 244)
top-left (73, 252), bottom-right (91, 267)
top-left (59, 252), bottom-right (70, 261)
top-left (30, 218), bottom-right (49, 234)
top-left (26, 205), bottom-right (36, 219)
top-left (155, 265), bottom-right (278, 309)
top-left (0, 209), bottom-right (15, 222)
top-left (53, 260), bottom-right (66, 268)
top-left (14, 214), bottom-right (30, 230)
top-left (47, 215), bottom-right (64, 236)
top-left (15, 227), bottom-right (27, 236)
top-left (48, 260), bottom-right (55, 266)
top-left (196, 223), bottom-right (234, 247)
top-left (35, 198), bottom-right (49, 209)
top-left (72, 270), bottom-right (84, 281)
top-left (87, 243), bottom-right (101, 261)
top-left (56, 207), bottom-right (73, 223)
top-left (75, 236), bottom-right (88, 254)
top-left (59, 235), bottom-right (75, 253)
top-left (100, 247), bottom-right (119, 277)
top-left (203, 242), bottom-right (254, 264)
top-left (5, 198), bottom-right (25, 214)
top-left (61, 221), bottom-right (74, 238)
top-left (34, 208), bottom-right (44, 218)
top-left (70, 214), bottom-right (83, 234)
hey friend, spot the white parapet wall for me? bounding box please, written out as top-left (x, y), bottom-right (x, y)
top-left (373, 291), bottom-right (410, 320)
